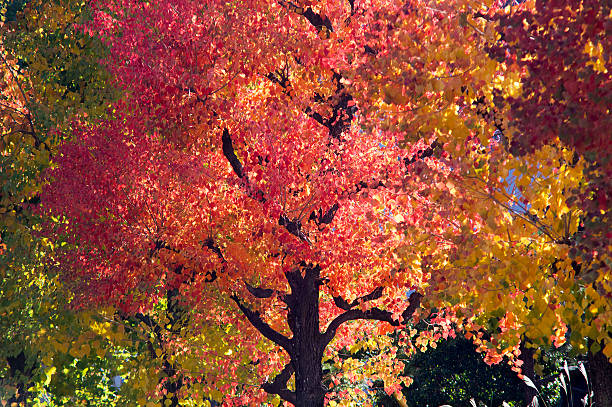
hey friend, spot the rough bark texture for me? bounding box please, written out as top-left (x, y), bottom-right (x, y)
top-left (587, 350), bottom-right (612, 407)
top-left (285, 266), bottom-right (326, 407)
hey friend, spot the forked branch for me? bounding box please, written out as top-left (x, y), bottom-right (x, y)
top-left (261, 363), bottom-right (296, 404)
top-left (230, 294), bottom-right (294, 355)
top-left (321, 292), bottom-right (423, 349)
top-left (245, 281), bottom-right (277, 299)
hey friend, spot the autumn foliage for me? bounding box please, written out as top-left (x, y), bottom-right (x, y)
top-left (1, 0), bottom-right (609, 405)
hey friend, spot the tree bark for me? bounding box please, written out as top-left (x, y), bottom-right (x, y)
top-left (587, 349), bottom-right (612, 407)
top-left (519, 343), bottom-right (537, 406)
top-left (285, 267), bottom-right (326, 407)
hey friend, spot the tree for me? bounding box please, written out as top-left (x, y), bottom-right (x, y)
top-left (40, 0), bottom-right (485, 405)
top-left (376, 335), bottom-right (528, 407)
top-left (488, 0), bottom-right (612, 402)
top-left (39, 0), bottom-right (611, 405)
top-left (442, 1), bottom-right (612, 403)
top-left (3, 2), bottom-right (260, 404)
top-left (1, 1), bottom-right (129, 404)
top-left (320, 0), bottom-right (611, 402)
top-left (335, 0), bottom-right (611, 395)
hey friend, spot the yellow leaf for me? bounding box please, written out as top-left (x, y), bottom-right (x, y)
top-left (603, 342), bottom-right (612, 360)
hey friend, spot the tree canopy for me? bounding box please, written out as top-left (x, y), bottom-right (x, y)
top-left (1, 0), bottom-right (610, 405)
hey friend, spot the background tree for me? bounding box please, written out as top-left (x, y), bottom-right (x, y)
top-left (1, 1), bottom-right (130, 404)
top-left (486, 2), bottom-right (611, 403)
top-left (376, 335), bottom-right (527, 407)
top-left (336, 0), bottom-right (611, 400)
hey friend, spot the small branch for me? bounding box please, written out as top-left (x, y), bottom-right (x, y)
top-left (221, 129), bottom-right (311, 244)
top-left (333, 286), bottom-right (383, 310)
top-left (222, 128), bottom-right (244, 179)
top-left (0, 51), bottom-right (39, 148)
top-left (309, 203), bottom-right (339, 226)
top-left (278, 0), bottom-right (334, 32)
top-left (404, 139), bottom-right (442, 166)
top-left (261, 363), bottom-right (296, 404)
top-left (279, 214), bottom-right (311, 243)
top-left (474, 11), bottom-right (495, 22)
top-left (302, 7), bottom-right (333, 32)
top-left (350, 180), bottom-right (386, 196)
top-left (347, 0), bottom-right (355, 14)
top-left (364, 45), bottom-right (378, 56)
top-left (203, 238), bottom-right (225, 262)
top-left (305, 106), bottom-right (326, 127)
top-left (245, 281), bottom-right (276, 299)
top-left (230, 294), bottom-right (294, 355)
top-left (149, 238), bottom-right (219, 282)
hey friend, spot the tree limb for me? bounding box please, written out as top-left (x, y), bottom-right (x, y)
top-left (230, 294), bottom-right (294, 355)
top-left (404, 139), bottom-right (443, 166)
top-left (278, 0), bottom-right (334, 32)
top-left (279, 214), bottom-right (311, 243)
top-left (261, 363), bottom-right (296, 404)
top-left (221, 129), bottom-right (312, 243)
top-left (309, 203), bottom-right (339, 226)
top-left (245, 281), bottom-right (276, 299)
top-left (321, 293), bottom-right (422, 349)
top-left (333, 286), bottom-right (383, 310)
top-left (222, 128), bottom-right (244, 179)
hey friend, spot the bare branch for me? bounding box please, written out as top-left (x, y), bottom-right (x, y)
top-left (404, 139), bottom-right (443, 166)
top-left (321, 293), bottom-right (422, 349)
top-left (302, 7), bottom-right (333, 32)
top-left (309, 203), bottom-right (339, 226)
top-left (245, 281), bottom-right (276, 299)
top-left (230, 294), bottom-right (294, 355)
top-left (221, 130), bottom-right (313, 243)
top-left (203, 238), bottom-right (225, 262)
top-left (149, 238), bottom-right (220, 282)
top-left (278, 0), bottom-right (334, 32)
top-left (279, 214), bottom-right (311, 243)
top-left (222, 128), bottom-right (244, 179)
top-left (364, 45), bottom-right (378, 56)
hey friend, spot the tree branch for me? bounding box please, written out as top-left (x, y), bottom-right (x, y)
top-left (279, 214), bottom-right (311, 243)
top-left (302, 7), bottom-right (333, 32)
top-left (261, 363), bottom-right (296, 404)
top-left (263, 67), bottom-right (354, 141)
top-left (278, 0), bottom-right (334, 32)
top-left (245, 281), bottom-right (276, 299)
top-left (222, 128), bottom-right (244, 179)
top-left (309, 203), bottom-right (339, 226)
top-left (404, 139), bottom-right (443, 166)
top-left (150, 239), bottom-right (219, 282)
top-left (332, 286), bottom-right (383, 310)
top-left (221, 129), bottom-right (313, 243)
top-left (0, 51), bottom-right (39, 147)
top-left (230, 294), bottom-right (294, 355)
top-left (203, 238), bottom-right (225, 262)
top-left (321, 293), bottom-right (422, 349)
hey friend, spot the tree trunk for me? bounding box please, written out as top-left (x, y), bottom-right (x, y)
top-left (519, 343), bottom-right (537, 406)
top-left (587, 349), bottom-right (612, 407)
top-left (233, 264), bottom-right (422, 406)
top-left (285, 266), bottom-right (326, 407)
